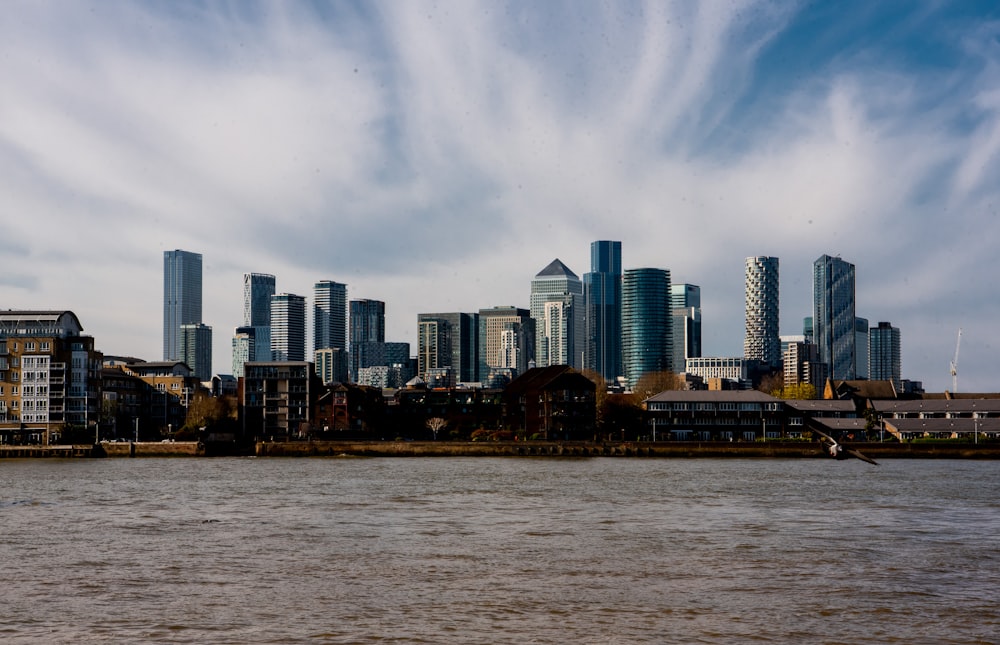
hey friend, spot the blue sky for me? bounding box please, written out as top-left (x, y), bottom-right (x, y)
top-left (2, 1), bottom-right (999, 392)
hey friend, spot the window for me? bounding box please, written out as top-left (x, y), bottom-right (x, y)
top-left (40, 342), bottom-right (50, 352)
top-left (25, 342), bottom-right (36, 351)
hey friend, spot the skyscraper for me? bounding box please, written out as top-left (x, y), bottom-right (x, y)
top-left (869, 321), bottom-right (901, 391)
top-left (270, 293), bottom-right (306, 361)
top-left (478, 306), bottom-right (534, 387)
top-left (179, 322), bottom-right (213, 381)
top-left (744, 256), bottom-right (780, 367)
top-left (813, 254), bottom-right (856, 380)
top-left (529, 259), bottom-right (583, 369)
top-left (583, 240), bottom-right (622, 382)
top-left (670, 283), bottom-right (702, 374)
top-left (417, 312), bottom-right (479, 385)
top-left (621, 268), bottom-right (672, 389)
top-left (314, 280), bottom-right (348, 352)
top-left (242, 273), bottom-right (275, 363)
top-left (349, 299), bottom-right (385, 382)
top-left (163, 249), bottom-right (202, 361)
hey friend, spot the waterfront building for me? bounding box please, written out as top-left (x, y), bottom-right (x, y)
top-left (270, 293), bottom-right (306, 362)
top-left (314, 280), bottom-right (348, 354)
top-left (621, 268), bottom-right (672, 389)
top-left (645, 390), bottom-right (785, 441)
top-left (179, 322), bottom-right (212, 381)
top-left (163, 249), bottom-right (202, 361)
top-left (813, 254), bottom-right (856, 380)
top-left (529, 259), bottom-right (583, 369)
top-left (0, 311), bottom-right (103, 445)
top-left (349, 299), bottom-right (385, 382)
top-left (106, 360), bottom-right (202, 440)
top-left (583, 240), bottom-right (622, 382)
top-left (241, 361), bottom-right (318, 441)
top-left (478, 306), bottom-right (534, 388)
top-left (417, 312), bottom-right (479, 385)
top-left (744, 256), bottom-right (780, 368)
top-left (670, 284), bottom-right (702, 374)
top-left (242, 273), bottom-right (275, 363)
top-left (869, 321), bottom-right (902, 392)
top-left (502, 365), bottom-right (596, 440)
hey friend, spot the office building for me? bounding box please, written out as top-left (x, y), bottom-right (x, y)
top-left (314, 280), bottom-right (348, 353)
top-left (349, 299), bottom-right (385, 382)
top-left (744, 256), bottom-right (780, 368)
top-left (315, 347), bottom-right (349, 384)
top-left (670, 284), bottom-right (702, 374)
top-left (621, 268), bottom-right (672, 389)
top-left (813, 255), bottom-right (856, 380)
top-left (242, 273), bottom-right (275, 363)
top-left (179, 322), bottom-right (212, 381)
top-left (530, 259), bottom-right (583, 369)
top-left (583, 240), bottom-right (622, 382)
top-left (478, 306), bottom-right (534, 387)
top-left (232, 327), bottom-right (255, 378)
top-left (855, 317), bottom-right (870, 380)
top-left (270, 293), bottom-right (306, 362)
top-left (417, 312), bottom-right (479, 385)
top-left (163, 249), bottom-right (202, 361)
top-left (869, 322), bottom-right (901, 391)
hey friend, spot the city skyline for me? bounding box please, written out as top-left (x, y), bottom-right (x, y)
top-left (4, 3), bottom-right (1000, 392)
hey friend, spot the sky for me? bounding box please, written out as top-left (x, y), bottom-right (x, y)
top-left (2, 1), bottom-right (1000, 393)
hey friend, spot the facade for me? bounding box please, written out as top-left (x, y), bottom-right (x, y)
top-left (242, 273), bottom-right (275, 363)
top-left (0, 311), bottom-right (102, 445)
top-left (583, 240), bottom-right (622, 382)
top-left (813, 255), bottom-right (856, 380)
top-left (241, 361), bottom-right (318, 441)
top-left (179, 322), bottom-right (212, 381)
top-left (349, 299), bottom-right (386, 382)
top-left (478, 306), bottom-right (534, 388)
top-left (855, 317), bottom-right (870, 380)
top-left (313, 280), bottom-right (348, 353)
top-left (670, 283), bottom-right (702, 374)
top-left (529, 259), bottom-right (583, 369)
top-left (645, 390), bottom-right (785, 441)
top-left (352, 341), bottom-right (412, 388)
top-left (314, 347), bottom-right (349, 384)
top-left (869, 321), bottom-right (902, 391)
top-left (108, 360), bottom-right (201, 439)
top-left (416, 312), bottom-right (478, 385)
top-left (270, 293), bottom-right (306, 362)
top-left (685, 357), bottom-right (751, 384)
top-left (231, 327), bottom-right (255, 378)
top-left (502, 365), bottom-right (597, 440)
top-left (621, 268), bottom-right (672, 389)
top-left (782, 340), bottom-right (825, 390)
top-left (163, 249), bottom-right (202, 361)
top-left (744, 256), bottom-right (780, 367)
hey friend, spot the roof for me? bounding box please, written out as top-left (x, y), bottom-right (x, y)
top-left (535, 258), bottom-right (578, 279)
top-left (884, 418), bottom-right (1000, 433)
top-left (505, 365), bottom-right (595, 395)
top-left (0, 310), bottom-right (83, 336)
top-left (644, 390), bottom-right (780, 404)
top-left (872, 398), bottom-right (1000, 414)
top-left (828, 379), bottom-right (898, 400)
top-left (785, 400), bottom-right (857, 413)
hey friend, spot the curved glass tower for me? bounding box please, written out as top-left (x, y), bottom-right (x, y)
top-left (621, 267), bottom-right (672, 389)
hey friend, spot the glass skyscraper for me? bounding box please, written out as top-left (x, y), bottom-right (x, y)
top-left (744, 256), bottom-right (780, 367)
top-left (621, 267), bottom-right (672, 389)
top-left (349, 299), bottom-right (385, 382)
top-left (314, 280), bottom-right (348, 352)
top-left (583, 240), bottom-right (622, 382)
top-left (813, 254), bottom-right (856, 380)
top-left (529, 259), bottom-right (583, 369)
top-left (417, 312), bottom-right (479, 385)
top-left (270, 293), bottom-right (306, 362)
top-left (869, 321), bottom-right (901, 391)
top-left (163, 249), bottom-right (203, 361)
top-left (242, 273), bottom-right (275, 363)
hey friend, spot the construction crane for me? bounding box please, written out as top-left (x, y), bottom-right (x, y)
top-left (950, 328), bottom-right (962, 394)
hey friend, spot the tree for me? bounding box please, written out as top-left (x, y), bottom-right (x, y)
top-left (632, 370), bottom-right (681, 402)
top-left (757, 372), bottom-right (785, 397)
top-left (581, 369), bottom-right (609, 429)
top-left (183, 392), bottom-right (234, 434)
top-left (426, 417), bottom-right (447, 440)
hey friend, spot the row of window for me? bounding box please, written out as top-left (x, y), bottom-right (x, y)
top-left (648, 402), bottom-right (782, 412)
top-left (0, 342), bottom-right (53, 353)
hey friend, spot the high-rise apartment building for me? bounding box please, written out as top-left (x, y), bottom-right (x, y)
top-left (744, 256), bottom-right (780, 368)
top-left (621, 268), bottom-right (672, 389)
top-left (813, 254), bottom-right (856, 380)
top-left (417, 312), bottom-right (479, 386)
top-left (583, 240), bottom-right (622, 382)
top-left (529, 259), bottom-right (583, 369)
top-left (232, 326), bottom-right (255, 378)
top-left (242, 273), bottom-right (275, 363)
top-left (349, 299), bottom-right (385, 382)
top-left (179, 322), bottom-right (212, 381)
top-left (869, 321), bottom-right (901, 391)
top-left (670, 284), bottom-right (702, 374)
top-left (163, 250), bottom-right (202, 361)
top-left (270, 293), bottom-right (306, 361)
top-left (314, 280), bottom-right (348, 353)
top-left (855, 317), bottom-right (870, 380)
top-left (478, 306), bottom-right (534, 388)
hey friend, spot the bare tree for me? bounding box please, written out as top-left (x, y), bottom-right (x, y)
top-left (426, 417), bottom-right (448, 440)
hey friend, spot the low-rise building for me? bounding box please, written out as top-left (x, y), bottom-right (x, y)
top-left (502, 365), bottom-right (596, 440)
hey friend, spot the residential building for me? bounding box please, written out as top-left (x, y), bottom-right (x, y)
top-left (349, 299), bottom-right (385, 382)
top-left (353, 341), bottom-right (412, 388)
top-left (0, 311), bottom-right (103, 445)
top-left (106, 360), bottom-right (202, 439)
top-left (621, 268), bottom-right (672, 389)
top-left (530, 259), bottom-right (583, 369)
top-left (645, 390), bottom-right (785, 441)
top-left (478, 306), bottom-right (534, 388)
top-left (502, 365), bottom-right (596, 440)
top-left (670, 284), bottom-right (702, 374)
top-left (179, 322), bottom-right (212, 381)
top-left (685, 357), bottom-right (751, 385)
top-left (314, 280), bottom-right (348, 353)
top-left (813, 254), bottom-right (856, 380)
top-left (232, 326), bottom-right (255, 378)
top-left (855, 317), bottom-right (870, 380)
top-left (416, 312), bottom-right (479, 385)
top-left (241, 361), bottom-right (319, 441)
top-left (744, 256), bottom-right (780, 367)
top-left (782, 339), bottom-right (825, 390)
top-left (583, 240), bottom-right (622, 382)
top-left (270, 293), bottom-right (306, 362)
top-left (314, 347), bottom-right (349, 385)
top-left (242, 273), bottom-right (275, 363)
top-left (869, 321), bottom-right (902, 391)
top-left (163, 249), bottom-right (202, 361)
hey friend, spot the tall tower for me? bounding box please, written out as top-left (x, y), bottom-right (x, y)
top-left (670, 284), bottom-right (701, 374)
top-left (179, 323), bottom-right (213, 381)
top-left (583, 240), bottom-right (622, 382)
top-left (270, 293), bottom-right (306, 361)
top-left (163, 249), bottom-right (202, 361)
top-left (478, 306), bottom-right (534, 387)
top-left (744, 256), bottom-right (780, 368)
top-left (349, 299), bottom-right (385, 382)
top-left (530, 259), bottom-right (583, 369)
top-left (417, 312), bottom-right (479, 385)
top-left (869, 321), bottom-right (901, 391)
top-left (314, 280), bottom-right (348, 352)
top-left (813, 254), bottom-right (856, 380)
top-left (243, 273), bottom-right (275, 363)
top-left (621, 268), bottom-right (672, 389)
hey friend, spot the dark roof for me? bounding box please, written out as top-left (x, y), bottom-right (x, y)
top-left (644, 390), bottom-right (779, 403)
top-left (505, 365), bottom-right (594, 395)
top-left (828, 380), bottom-right (898, 400)
top-left (785, 400), bottom-right (857, 413)
top-left (535, 258), bottom-right (578, 279)
top-left (872, 398), bottom-right (1000, 414)
top-left (884, 418), bottom-right (1000, 433)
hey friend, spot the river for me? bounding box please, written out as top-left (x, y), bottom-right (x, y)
top-left (1, 457), bottom-right (997, 644)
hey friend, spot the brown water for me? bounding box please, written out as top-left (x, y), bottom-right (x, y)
top-left (1, 457), bottom-right (997, 644)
